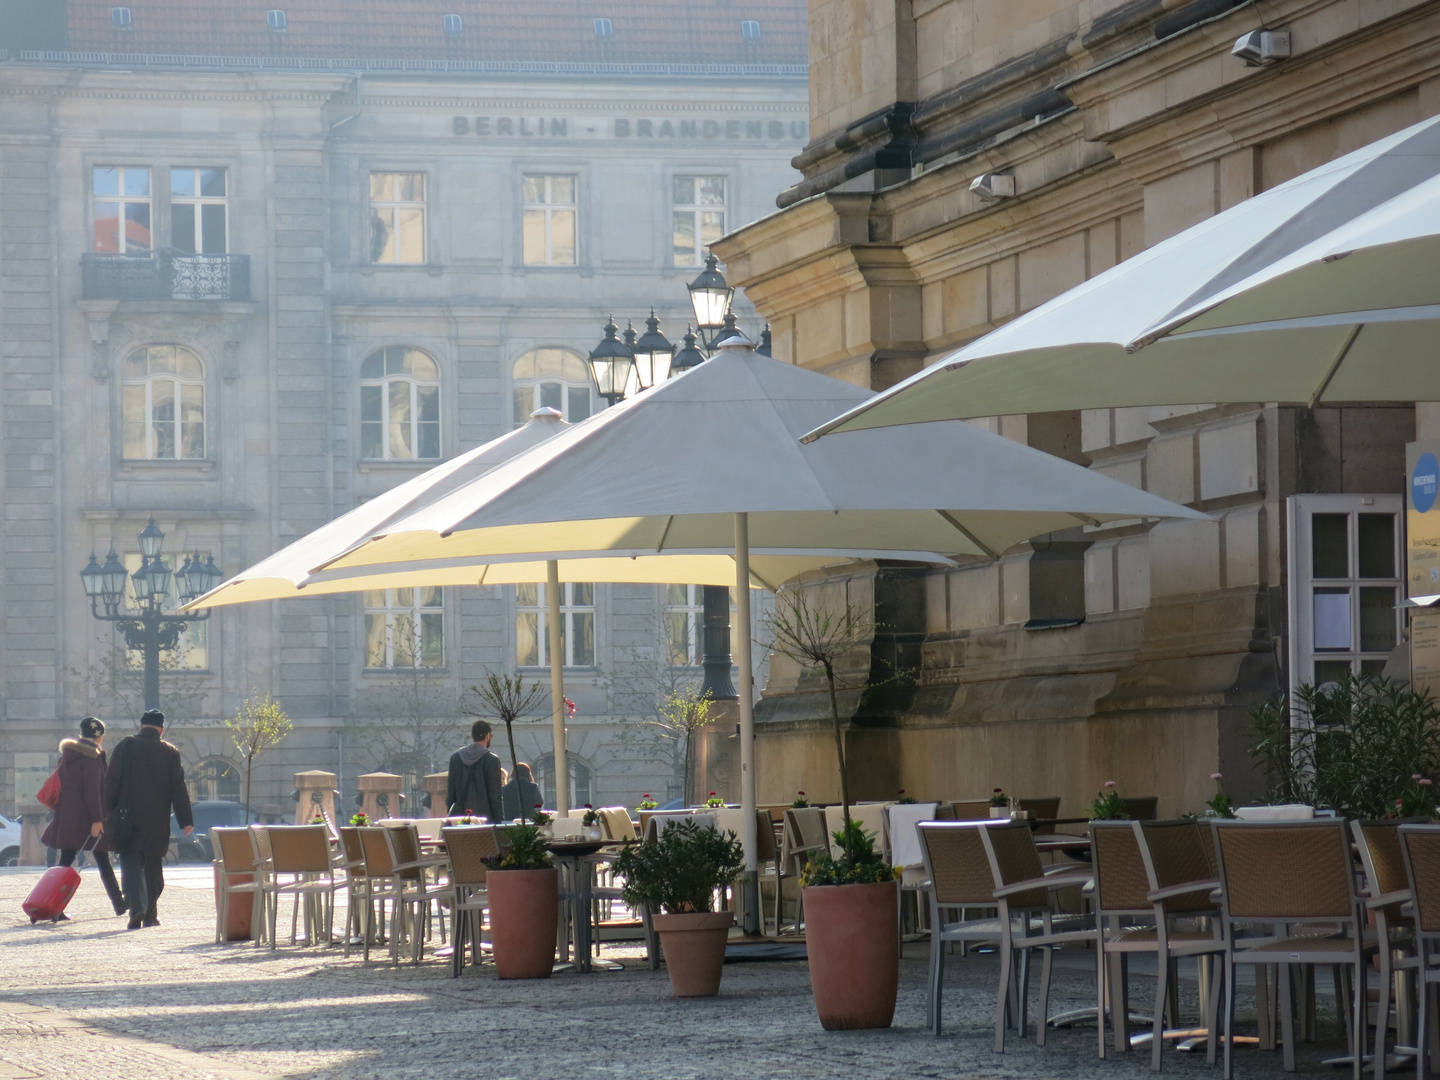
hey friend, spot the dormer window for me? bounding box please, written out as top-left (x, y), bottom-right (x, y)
top-left (594, 17), bottom-right (613, 39)
top-left (741, 20), bottom-right (761, 40)
top-left (111, 7), bottom-right (132, 28)
top-left (267, 9), bottom-right (287, 31)
top-left (443, 13), bottom-right (463, 35)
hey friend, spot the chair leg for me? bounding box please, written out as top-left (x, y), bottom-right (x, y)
top-left (1037, 941), bottom-right (1055, 1047)
top-left (994, 927), bottom-right (1013, 1053)
top-left (1378, 945), bottom-right (1394, 1080)
top-left (1206, 954), bottom-right (1221, 1067)
top-left (1152, 942), bottom-right (1169, 1072)
top-left (929, 931), bottom-right (944, 1036)
top-left (1279, 963), bottom-right (1296, 1072)
top-left (1223, 954), bottom-right (1236, 1080)
top-left (1097, 938), bottom-right (1110, 1060)
top-left (1354, 959), bottom-right (1366, 1080)
top-left (1112, 952), bottom-right (1130, 1053)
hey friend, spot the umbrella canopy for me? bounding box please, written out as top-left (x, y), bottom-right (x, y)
top-left (804, 112), bottom-right (1440, 439)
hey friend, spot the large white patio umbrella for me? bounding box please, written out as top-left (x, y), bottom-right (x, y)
top-left (304, 340), bottom-right (1205, 875)
top-left (805, 112), bottom-right (1440, 439)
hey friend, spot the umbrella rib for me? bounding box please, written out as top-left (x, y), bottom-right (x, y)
top-left (476, 565), bottom-right (489, 586)
top-left (1071, 513), bottom-right (1100, 527)
top-left (655, 515), bottom-right (674, 553)
top-left (1307, 323), bottom-right (1363, 408)
top-left (935, 510), bottom-right (1001, 560)
top-left (749, 565), bottom-right (779, 592)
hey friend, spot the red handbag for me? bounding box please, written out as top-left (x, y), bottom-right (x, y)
top-left (36, 768), bottom-right (61, 810)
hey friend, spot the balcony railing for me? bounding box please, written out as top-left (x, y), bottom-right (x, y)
top-left (81, 252), bottom-right (251, 301)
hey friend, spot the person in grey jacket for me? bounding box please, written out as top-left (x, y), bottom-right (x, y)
top-left (445, 721), bottom-right (504, 822)
top-left (501, 762), bottom-right (544, 821)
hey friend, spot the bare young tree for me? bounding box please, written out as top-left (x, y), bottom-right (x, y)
top-left (765, 584), bottom-right (874, 851)
top-left (226, 692), bottom-right (293, 823)
top-left (654, 686), bottom-right (721, 807)
top-left (463, 670), bottom-right (549, 772)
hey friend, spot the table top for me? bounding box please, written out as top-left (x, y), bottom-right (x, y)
top-left (1033, 834), bottom-right (1093, 853)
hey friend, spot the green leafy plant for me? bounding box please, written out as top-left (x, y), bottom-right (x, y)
top-left (227, 692), bottom-right (293, 825)
top-left (896, 790), bottom-right (917, 805)
top-left (791, 791), bottom-right (809, 808)
top-left (704, 791), bottom-right (725, 808)
top-left (581, 804), bottom-right (600, 827)
top-left (1391, 775), bottom-right (1439, 819)
top-left (637, 793), bottom-right (658, 811)
top-left (486, 823), bottom-right (553, 871)
top-left (1090, 781), bottom-right (1128, 820)
top-left (611, 820), bottom-right (744, 914)
top-left (1250, 675), bottom-right (1440, 820)
top-left (349, 811), bottom-right (370, 827)
top-left (531, 807), bottom-right (553, 827)
top-left (989, 787), bottom-right (1009, 808)
top-left (801, 819), bottom-right (899, 887)
top-left (1205, 773), bottom-right (1235, 818)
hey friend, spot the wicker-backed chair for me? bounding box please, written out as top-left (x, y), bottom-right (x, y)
top-left (442, 825), bottom-right (498, 977)
top-left (1212, 819), bottom-right (1368, 1080)
top-left (949, 799), bottom-right (995, 822)
top-left (1397, 825), bottom-right (1440, 1079)
top-left (212, 827), bottom-right (266, 945)
top-left (1121, 797), bottom-right (1161, 822)
top-left (977, 820), bottom-right (1095, 1051)
top-left (1354, 820), bottom-right (1416, 1080)
top-left (355, 826), bottom-right (403, 961)
top-left (383, 823), bottom-right (451, 964)
top-left (262, 825), bottom-right (341, 949)
top-left (597, 807), bottom-right (637, 842)
top-left (1018, 797), bottom-right (1062, 822)
top-left (781, 807), bottom-right (829, 932)
top-left (336, 826), bottom-right (369, 957)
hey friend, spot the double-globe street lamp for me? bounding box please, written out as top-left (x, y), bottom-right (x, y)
top-left (585, 255), bottom-right (767, 703)
top-left (79, 517), bottom-right (222, 712)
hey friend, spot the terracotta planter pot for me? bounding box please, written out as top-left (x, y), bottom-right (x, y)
top-left (802, 880), bottom-right (899, 1030)
top-left (652, 911), bottom-right (733, 997)
top-left (487, 868), bottom-right (558, 979)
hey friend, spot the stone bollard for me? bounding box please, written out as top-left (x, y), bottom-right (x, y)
top-left (355, 772), bottom-right (404, 823)
top-left (423, 772), bottom-right (449, 817)
top-left (18, 803), bottom-right (49, 866)
top-left (293, 770), bottom-right (338, 825)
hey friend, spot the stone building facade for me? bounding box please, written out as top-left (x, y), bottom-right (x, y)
top-left (714, 0), bottom-right (1437, 816)
top-left (0, 0), bottom-right (804, 818)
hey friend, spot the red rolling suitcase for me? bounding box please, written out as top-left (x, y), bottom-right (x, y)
top-left (23, 865), bottom-right (81, 923)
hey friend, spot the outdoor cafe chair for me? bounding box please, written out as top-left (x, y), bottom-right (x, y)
top-left (782, 807), bottom-right (829, 931)
top-left (824, 803), bottom-right (890, 860)
top-left (977, 819), bottom-right (1095, 1052)
top-left (1352, 819), bottom-right (1419, 1080)
top-left (890, 802), bottom-right (940, 937)
top-left (442, 825), bottom-right (498, 977)
top-left (1018, 797), bottom-right (1062, 822)
top-left (1094, 819), bottom-right (1224, 1069)
top-left (337, 827), bottom-right (369, 957)
top-left (597, 807), bottom-right (637, 842)
top-left (262, 825), bottom-right (341, 950)
top-left (1397, 824), bottom-right (1440, 1080)
top-left (383, 823), bottom-right (451, 964)
top-left (212, 827), bottom-right (266, 946)
top-left (355, 826), bottom-right (406, 961)
top-left (1122, 797), bottom-right (1161, 822)
top-left (948, 799), bottom-right (994, 821)
top-left (1211, 819), bottom-right (1369, 1080)
top-left (247, 824), bottom-right (275, 946)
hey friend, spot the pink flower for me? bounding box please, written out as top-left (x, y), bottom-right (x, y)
top-left (1104, 780), bottom-right (1117, 789)
top-left (1422, 779), bottom-right (1434, 787)
top-left (1211, 773), bottom-right (1223, 781)
top-left (1415, 774), bottom-right (1425, 781)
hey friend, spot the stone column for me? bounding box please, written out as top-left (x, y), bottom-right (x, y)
top-left (423, 772), bottom-right (448, 817)
top-left (17, 803), bottom-right (48, 866)
top-left (293, 770), bottom-right (338, 825)
top-left (356, 772), bottom-right (404, 822)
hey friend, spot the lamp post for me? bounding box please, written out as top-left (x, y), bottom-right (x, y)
top-left (79, 517), bottom-right (222, 712)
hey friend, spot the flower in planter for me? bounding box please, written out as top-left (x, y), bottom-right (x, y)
top-left (1205, 773), bottom-right (1235, 818)
top-left (637, 794), bottom-right (659, 811)
top-left (348, 812), bottom-right (370, 827)
top-left (531, 804), bottom-right (553, 827)
top-left (801, 818), bottom-right (900, 886)
top-left (704, 791), bottom-right (725, 809)
top-left (1391, 775), bottom-right (1440, 819)
top-left (791, 791), bottom-right (809, 808)
top-left (308, 815), bottom-right (326, 826)
top-left (1091, 780), bottom-right (1129, 820)
top-left (989, 787), bottom-right (1009, 807)
top-left (896, 789), bottom-right (917, 805)
top-left (581, 804), bottom-right (600, 827)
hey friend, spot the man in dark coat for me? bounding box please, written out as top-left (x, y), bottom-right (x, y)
top-left (40, 717), bottom-right (127, 917)
top-left (446, 720), bottom-right (504, 822)
top-left (501, 762), bottom-right (544, 821)
top-left (103, 709), bottom-right (193, 929)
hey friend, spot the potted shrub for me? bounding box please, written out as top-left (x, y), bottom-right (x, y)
top-left (989, 787), bottom-right (1010, 818)
top-left (1091, 780), bottom-right (1129, 820)
top-left (484, 823), bottom-right (557, 979)
top-left (612, 820), bottom-right (743, 997)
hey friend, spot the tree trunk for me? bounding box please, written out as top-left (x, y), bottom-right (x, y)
top-left (683, 730), bottom-right (694, 807)
top-left (244, 752), bottom-right (254, 825)
top-left (504, 718), bottom-right (518, 774)
top-left (824, 661), bottom-right (851, 853)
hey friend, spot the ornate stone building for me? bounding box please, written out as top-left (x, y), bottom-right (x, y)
top-left (0, 0), bottom-right (805, 819)
top-left (714, 0), bottom-right (1437, 815)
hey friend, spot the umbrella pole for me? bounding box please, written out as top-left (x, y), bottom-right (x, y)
top-left (547, 559), bottom-right (569, 817)
top-left (735, 513), bottom-right (759, 934)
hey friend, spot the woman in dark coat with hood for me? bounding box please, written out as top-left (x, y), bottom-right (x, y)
top-left (40, 717), bottom-right (127, 918)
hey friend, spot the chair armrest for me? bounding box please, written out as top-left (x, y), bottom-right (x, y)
top-left (994, 872), bottom-right (1090, 898)
top-left (1368, 888), bottom-right (1412, 911)
top-left (391, 855), bottom-right (448, 874)
top-left (1148, 880), bottom-right (1221, 903)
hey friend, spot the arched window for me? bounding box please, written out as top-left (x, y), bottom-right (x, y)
top-left (189, 758), bottom-right (241, 803)
top-left (360, 346), bottom-right (440, 459)
top-left (534, 753), bottom-right (593, 810)
top-left (511, 348), bottom-right (592, 428)
top-left (121, 345), bottom-right (205, 459)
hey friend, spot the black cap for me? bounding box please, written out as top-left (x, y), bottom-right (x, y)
top-left (140, 709), bottom-right (165, 727)
top-left (80, 716), bottom-right (105, 739)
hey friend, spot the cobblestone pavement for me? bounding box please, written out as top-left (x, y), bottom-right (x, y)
top-left (0, 866), bottom-right (1338, 1080)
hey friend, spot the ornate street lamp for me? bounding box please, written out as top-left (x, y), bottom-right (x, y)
top-left (585, 316), bottom-right (635, 405)
top-left (757, 324), bottom-right (773, 357)
top-left (670, 327), bottom-right (705, 377)
top-left (631, 310), bottom-right (674, 390)
top-left (687, 254), bottom-right (734, 340)
top-left (81, 517), bottom-right (221, 711)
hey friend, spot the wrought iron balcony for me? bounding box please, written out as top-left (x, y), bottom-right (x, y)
top-left (81, 252), bottom-right (251, 301)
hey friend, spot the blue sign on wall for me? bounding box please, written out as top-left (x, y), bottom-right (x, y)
top-left (1415, 452), bottom-right (1440, 514)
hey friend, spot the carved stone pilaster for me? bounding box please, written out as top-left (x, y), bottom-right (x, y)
top-left (88, 315), bottom-right (112, 381)
top-left (221, 319), bottom-right (243, 382)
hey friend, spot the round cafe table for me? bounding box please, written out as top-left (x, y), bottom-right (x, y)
top-left (544, 838), bottom-right (621, 973)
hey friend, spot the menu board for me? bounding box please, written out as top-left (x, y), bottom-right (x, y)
top-left (1407, 439), bottom-right (1440, 599)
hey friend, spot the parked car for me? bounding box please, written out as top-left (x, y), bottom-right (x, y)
top-left (170, 800), bottom-right (253, 862)
top-left (0, 812), bottom-right (22, 866)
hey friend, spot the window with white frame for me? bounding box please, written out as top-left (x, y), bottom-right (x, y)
top-left (672, 176), bottom-right (726, 266)
top-left (666, 584), bottom-right (704, 666)
top-left (369, 172), bottom-right (426, 264)
top-left (189, 758), bottom-right (241, 803)
top-left (511, 348), bottom-right (592, 428)
top-left (122, 552), bottom-right (208, 669)
top-left (169, 167), bottom-right (228, 254)
top-left (121, 345), bottom-right (205, 459)
top-left (364, 586), bottom-right (444, 669)
top-left (517, 582), bottom-right (594, 667)
top-left (1287, 494), bottom-right (1403, 689)
top-left (93, 166), bottom-right (151, 253)
top-left (521, 175), bottom-right (577, 266)
top-left (360, 346), bottom-right (440, 460)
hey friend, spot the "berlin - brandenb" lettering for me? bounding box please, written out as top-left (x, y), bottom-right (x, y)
top-left (452, 116), bottom-right (807, 140)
